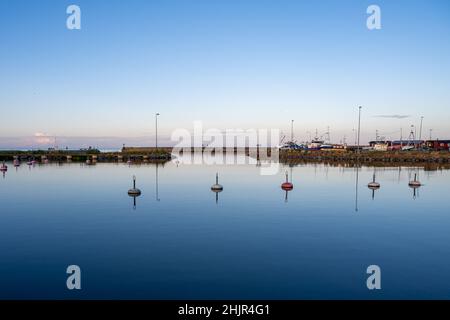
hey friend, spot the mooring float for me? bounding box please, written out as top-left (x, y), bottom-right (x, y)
top-left (281, 171), bottom-right (293, 191)
top-left (211, 173), bottom-right (223, 192)
top-left (128, 175), bottom-right (142, 196)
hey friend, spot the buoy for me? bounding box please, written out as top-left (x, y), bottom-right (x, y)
top-left (128, 175), bottom-right (142, 196)
top-left (409, 173), bottom-right (421, 188)
top-left (281, 171), bottom-right (293, 190)
top-left (0, 162), bottom-right (7, 172)
top-left (368, 174), bottom-right (380, 189)
top-left (211, 173), bottom-right (223, 192)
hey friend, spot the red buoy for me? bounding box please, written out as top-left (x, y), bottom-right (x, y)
top-left (281, 171), bottom-right (293, 190)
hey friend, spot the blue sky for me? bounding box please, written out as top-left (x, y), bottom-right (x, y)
top-left (1, 0), bottom-right (449, 148)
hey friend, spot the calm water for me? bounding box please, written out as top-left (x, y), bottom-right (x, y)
top-left (1, 158), bottom-right (450, 299)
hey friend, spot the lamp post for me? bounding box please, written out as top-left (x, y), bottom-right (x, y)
top-left (357, 106), bottom-right (362, 154)
top-left (419, 116), bottom-right (424, 141)
top-left (291, 120), bottom-right (294, 142)
top-left (155, 113), bottom-right (160, 149)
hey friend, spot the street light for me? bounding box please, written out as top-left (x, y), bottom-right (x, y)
top-left (357, 106), bottom-right (362, 154)
top-left (291, 120), bottom-right (294, 141)
top-left (419, 116), bottom-right (424, 141)
top-left (155, 113), bottom-right (160, 149)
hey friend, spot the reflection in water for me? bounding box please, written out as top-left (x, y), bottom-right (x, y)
top-left (1, 160), bottom-right (450, 299)
top-left (411, 185), bottom-right (420, 199)
top-left (355, 165), bottom-right (359, 212)
top-left (130, 195), bottom-right (138, 209)
top-left (155, 164), bottom-right (160, 202)
top-left (0, 162), bottom-right (7, 179)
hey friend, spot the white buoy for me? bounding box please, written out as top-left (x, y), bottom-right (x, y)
top-left (128, 175), bottom-right (142, 196)
top-left (409, 173), bottom-right (421, 187)
top-left (368, 174), bottom-right (380, 189)
top-left (211, 173), bottom-right (223, 192)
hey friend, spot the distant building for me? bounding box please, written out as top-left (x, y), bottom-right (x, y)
top-left (369, 140), bottom-right (428, 151)
top-left (425, 140), bottom-right (450, 151)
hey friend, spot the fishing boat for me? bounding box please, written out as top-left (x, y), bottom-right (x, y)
top-left (319, 143), bottom-right (333, 150)
top-left (279, 141), bottom-right (306, 150)
top-left (307, 139), bottom-right (324, 150)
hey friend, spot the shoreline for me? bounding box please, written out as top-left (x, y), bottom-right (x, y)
top-left (0, 149), bottom-right (449, 168)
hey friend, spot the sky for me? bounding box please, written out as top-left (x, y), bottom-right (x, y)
top-left (1, 0), bottom-right (449, 149)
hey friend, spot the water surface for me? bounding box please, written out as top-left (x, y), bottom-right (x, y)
top-left (1, 159), bottom-right (449, 299)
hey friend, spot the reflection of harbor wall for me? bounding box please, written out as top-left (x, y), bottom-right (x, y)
top-left (279, 150), bottom-right (450, 165)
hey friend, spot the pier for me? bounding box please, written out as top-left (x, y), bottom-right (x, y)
top-left (0, 148), bottom-right (172, 163)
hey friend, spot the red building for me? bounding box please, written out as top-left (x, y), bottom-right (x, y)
top-left (425, 140), bottom-right (450, 151)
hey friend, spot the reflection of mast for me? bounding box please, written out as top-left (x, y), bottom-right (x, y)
top-left (155, 163), bottom-right (160, 201)
top-left (355, 164), bottom-right (359, 212)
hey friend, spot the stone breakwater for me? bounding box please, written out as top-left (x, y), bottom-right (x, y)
top-left (0, 149), bottom-right (172, 162)
top-left (279, 150), bottom-right (450, 164)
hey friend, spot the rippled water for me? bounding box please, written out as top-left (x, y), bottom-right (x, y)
top-left (0, 158), bottom-right (449, 299)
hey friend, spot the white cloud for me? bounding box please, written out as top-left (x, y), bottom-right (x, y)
top-left (373, 115), bottom-right (410, 119)
top-left (34, 132), bottom-right (53, 144)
